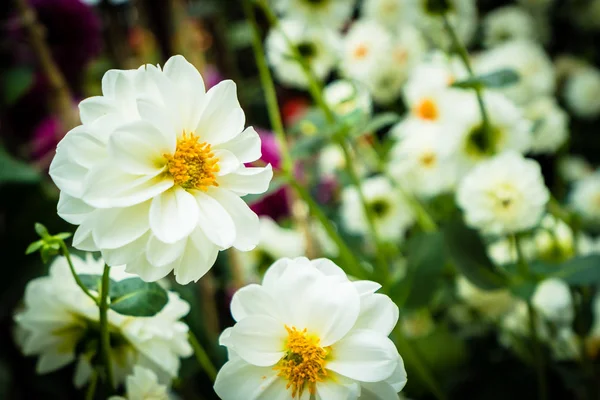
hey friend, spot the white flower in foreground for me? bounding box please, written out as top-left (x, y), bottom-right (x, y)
top-left (14, 254), bottom-right (192, 387)
top-left (49, 55), bottom-right (272, 284)
top-left (214, 257), bottom-right (406, 400)
top-left (570, 171), bottom-right (600, 223)
top-left (456, 152), bottom-right (549, 235)
top-left (563, 65), bottom-right (600, 118)
top-left (482, 6), bottom-right (536, 48)
top-left (474, 40), bottom-right (554, 105)
top-left (266, 20), bottom-right (340, 89)
top-left (341, 176), bottom-right (415, 242)
top-left (532, 278), bottom-right (574, 326)
top-left (525, 96), bottom-right (569, 154)
top-left (272, 0), bottom-right (356, 29)
top-left (109, 366), bottom-right (169, 400)
top-left (324, 80), bottom-right (373, 118)
top-left (339, 21), bottom-right (393, 82)
top-left (387, 121), bottom-right (458, 198)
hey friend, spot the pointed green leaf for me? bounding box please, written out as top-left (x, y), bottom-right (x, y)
top-left (550, 255), bottom-right (600, 285)
top-left (25, 240), bottom-right (44, 255)
top-left (34, 223), bottom-right (50, 239)
top-left (78, 274), bottom-right (109, 293)
top-left (452, 69), bottom-right (520, 90)
top-left (109, 278), bottom-right (169, 317)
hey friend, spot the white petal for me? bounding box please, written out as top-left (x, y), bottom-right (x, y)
top-left (214, 149), bottom-right (241, 176)
top-left (92, 202), bottom-right (151, 250)
top-left (216, 126), bottom-right (262, 163)
top-left (37, 351), bottom-right (74, 374)
top-left (353, 294), bottom-right (399, 337)
top-left (163, 55), bottom-right (206, 130)
top-left (136, 98), bottom-right (178, 150)
top-left (57, 192), bottom-right (94, 225)
top-left (72, 218), bottom-right (98, 251)
top-left (217, 165), bottom-right (273, 196)
top-left (124, 253), bottom-right (173, 282)
top-left (164, 55), bottom-right (206, 94)
top-left (316, 378), bottom-right (357, 400)
top-left (230, 284), bottom-right (282, 322)
top-left (78, 96), bottom-right (114, 124)
top-left (261, 258), bottom-right (294, 291)
top-left (102, 68), bottom-right (135, 99)
top-left (386, 358), bottom-right (407, 392)
top-left (173, 228), bottom-right (219, 284)
top-left (196, 81), bottom-right (245, 145)
top-left (145, 234), bottom-right (186, 267)
top-left (101, 232), bottom-right (150, 266)
top-left (66, 128), bottom-right (108, 169)
top-left (49, 147), bottom-right (87, 198)
top-left (108, 121), bottom-right (172, 175)
top-left (195, 191), bottom-right (236, 248)
top-left (327, 330), bottom-right (399, 382)
top-left (83, 163), bottom-right (173, 208)
top-left (209, 188), bottom-right (259, 251)
top-left (311, 258), bottom-right (348, 280)
top-left (228, 315), bottom-right (286, 367)
top-left (214, 358), bottom-right (284, 400)
top-left (353, 281), bottom-right (382, 296)
top-left (149, 188), bottom-right (198, 243)
top-left (359, 382), bottom-right (401, 400)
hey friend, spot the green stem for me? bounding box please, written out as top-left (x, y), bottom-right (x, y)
top-left (188, 331), bottom-right (217, 382)
top-left (394, 329), bottom-right (447, 400)
top-left (441, 14), bottom-right (491, 140)
top-left (59, 241), bottom-right (98, 304)
top-left (99, 264), bottom-right (115, 391)
top-left (243, 0), bottom-right (364, 277)
top-left (395, 182), bottom-right (438, 233)
top-left (514, 235), bottom-right (547, 400)
top-left (85, 368), bottom-right (98, 400)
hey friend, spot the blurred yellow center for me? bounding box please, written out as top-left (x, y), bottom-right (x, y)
top-left (353, 44), bottom-right (369, 59)
top-left (274, 326), bottom-right (329, 398)
top-left (419, 152), bottom-right (437, 168)
top-left (415, 98), bottom-right (438, 121)
top-left (164, 133), bottom-right (219, 190)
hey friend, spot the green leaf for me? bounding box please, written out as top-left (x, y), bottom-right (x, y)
top-left (55, 232), bottom-right (73, 240)
top-left (78, 274), bottom-right (106, 292)
top-left (394, 231), bottom-right (446, 309)
top-left (34, 223), bottom-right (50, 239)
top-left (109, 278), bottom-right (169, 317)
top-left (0, 146), bottom-right (40, 185)
top-left (443, 218), bottom-right (509, 290)
top-left (2, 68), bottom-right (34, 105)
top-left (25, 240), bottom-right (44, 255)
top-left (550, 255), bottom-right (600, 285)
top-left (510, 279), bottom-right (537, 301)
top-left (227, 21), bottom-right (253, 49)
top-left (349, 112), bottom-right (400, 139)
top-left (452, 69), bottom-right (520, 90)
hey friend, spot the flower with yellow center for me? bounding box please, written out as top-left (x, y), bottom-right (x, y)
top-left (49, 55), bottom-right (272, 284)
top-left (456, 151), bottom-right (549, 235)
top-left (214, 257), bottom-right (407, 400)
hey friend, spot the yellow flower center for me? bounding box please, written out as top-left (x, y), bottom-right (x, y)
top-left (419, 151), bottom-right (437, 168)
top-left (274, 326), bottom-right (329, 398)
top-left (414, 98), bottom-right (438, 121)
top-left (164, 132), bottom-right (220, 191)
top-left (353, 44), bottom-right (369, 60)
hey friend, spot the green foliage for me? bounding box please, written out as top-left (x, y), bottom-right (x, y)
top-left (546, 255), bottom-right (600, 285)
top-left (443, 218), bottom-right (509, 290)
top-left (26, 223), bottom-right (72, 263)
top-left (78, 274), bottom-right (111, 293)
top-left (452, 69), bottom-right (520, 90)
top-left (0, 146), bottom-right (40, 185)
top-left (394, 231), bottom-right (446, 309)
top-left (109, 278), bottom-right (169, 317)
top-left (2, 68), bottom-right (34, 105)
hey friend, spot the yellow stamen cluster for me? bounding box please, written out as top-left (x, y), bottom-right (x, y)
top-left (164, 132), bottom-right (220, 191)
top-left (414, 98), bottom-right (438, 121)
top-left (419, 151), bottom-right (437, 168)
top-left (274, 326), bottom-right (329, 398)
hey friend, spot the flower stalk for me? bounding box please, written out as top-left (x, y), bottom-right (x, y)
top-left (188, 331), bottom-right (218, 381)
top-left (59, 241), bottom-right (98, 304)
top-left (99, 264), bottom-right (115, 391)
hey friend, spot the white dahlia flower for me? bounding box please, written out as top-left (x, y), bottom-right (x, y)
top-left (532, 278), bottom-right (574, 326)
top-left (109, 366), bottom-right (170, 400)
top-left (341, 176), bottom-right (415, 242)
top-left (14, 254), bottom-right (192, 387)
top-left (49, 55), bottom-right (272, 284)
top-left (482, 6), bottom-right (536, 48)
top-left (214, 257), bottom-right (407, 400)
top-left (324, 80), bottom-right (373, 118)
top-left (570, 171), bottom-right (600, 223)
top-left (456, 151), bottom-right (549, 235)
top-left (563, 65), bottom-right (600, 119)
top-left (525, 96), bottom-right (569, 154)
top-left (272, 0), bottom-right (356, 29)
top-left (266, 19), bottom-right (340, 89)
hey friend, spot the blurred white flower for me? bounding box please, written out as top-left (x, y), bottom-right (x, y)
top-left (266, 19), bottom-right (340, 89)
top-left (454, 92), bottom-right (533, 171)
top-left (456, 151), bottom-right (549, 235)
top-left (363, 61), bottom-right (408, 104)
top-left (413, 0), bottom-right (477, 49)
top-left (456, 277), bottom-right (517, 320)
top-left (487, 237), bottom-right (536, 266)
top-left (361, 0), bottom-right (412, 29)
top-left (483, 6), bottom-right (536, 48)
top-left (324, 79), bottom-right (373, 118)
top-left (387, 121), bottom-right (458, 198)
top-left (570, 170), bottom-right (600, 223)
top-left (525, 97), bottom-right (569, 154)
top-left (558, 155), bottom-right (593, 183)
top-left (14, 254), bottom-right (192, 387)
top-left (340, 20), bottom-right (393, 82)
top-left (341, 176), bottom-right (415, 242)
top-left (214, 257), bottom-right (406, 399)
top-left (533, 215), bottom-right (575, 262)
top-left (109, 366), bottom-right (169, 400)
top-left (474, 40), bottom-right (555, 105)
top-left (272, 0), bottom-right (357, 29)
top-left (563, 65), bottom-right (600, 118)
top-left (403, 52), bottom-right (468, 102)
top-left (577, 233), bottom-right (600, 255)
top-left (532, 278), bottom-right (574, 326)
top-left (50, 55), bottom-right (272, 285)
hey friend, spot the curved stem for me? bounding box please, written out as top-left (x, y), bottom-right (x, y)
top-left (59, 241), bottom-right (98, 304)
top-left (188, 331), bottom-right (218, 382)
top-left (99, 264), bottom-right (115, 391)
top-left (85, 368), bottom-right (98, 400)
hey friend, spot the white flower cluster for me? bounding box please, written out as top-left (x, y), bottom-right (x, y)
top-left (14, 254), bottom-right (192, 387)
